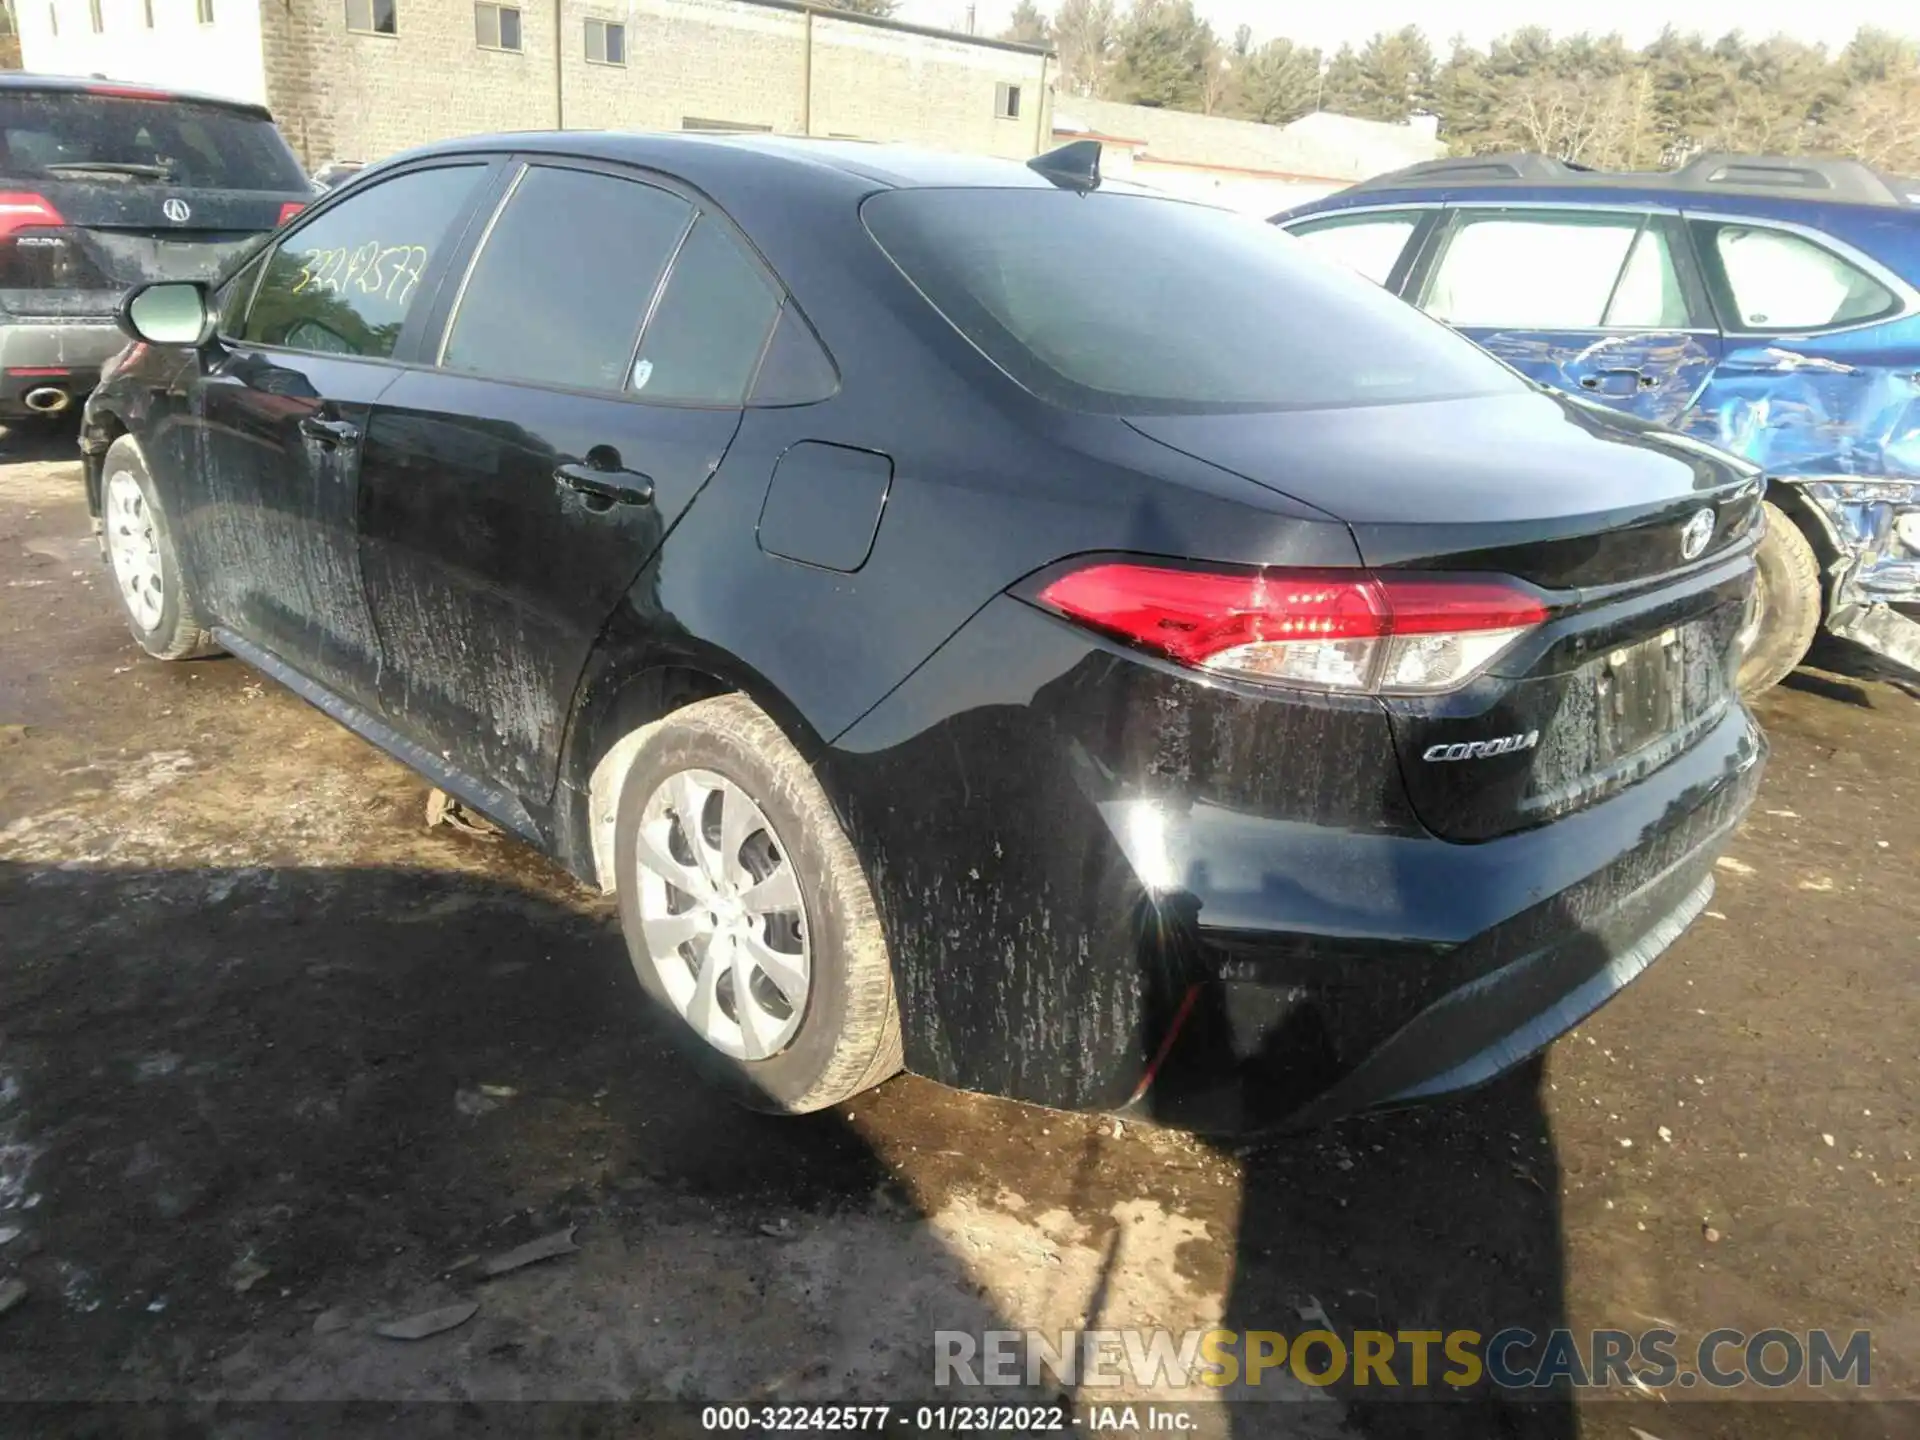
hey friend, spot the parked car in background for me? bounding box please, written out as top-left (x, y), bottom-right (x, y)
top-left (0, 74), bottom-right (309, 422)
top-left (87, 135), bottom-right (1762, 1132)
top-left (310, 160), bottom-right (365, 192)
top-left (1276, 152), bottom-right (1920, 692)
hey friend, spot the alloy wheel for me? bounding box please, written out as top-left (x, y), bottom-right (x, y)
top-left (632, 767), bottom-right (810, 1060)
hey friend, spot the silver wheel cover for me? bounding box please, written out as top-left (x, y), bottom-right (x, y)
top-left (632, 767), bottom-right (810, 1060)
top-left (104, 469), bottom-right (166, 633)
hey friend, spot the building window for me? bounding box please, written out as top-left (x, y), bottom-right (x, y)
top-left (196, 0), bottom-right (214, 22)
top-left (584, 17), bottom-right (624, 65)
top-left (995, 82), bottom-right (1021, 120)
top-left (474, 1), bottom-right (519, 50)
top-left (346, 0), bottom-right (395, 35)
top-left (88, 0), bottom-right (102, 31)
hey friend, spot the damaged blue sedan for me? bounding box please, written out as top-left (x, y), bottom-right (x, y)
top-left (1277, 152), bottom-right (1920, 692)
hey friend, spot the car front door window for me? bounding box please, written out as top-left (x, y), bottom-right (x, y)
top-left (243, 164), bottom-right (485, 358)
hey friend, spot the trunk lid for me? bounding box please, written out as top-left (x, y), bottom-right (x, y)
top-left (1128, 389), bottom-right (1764, 841)
top-left (0, 86), bottom-right (309, 317)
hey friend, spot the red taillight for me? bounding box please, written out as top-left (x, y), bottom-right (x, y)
top-left (87, 83), bottom-right (172, 99)
top-left (0, 192), bottom-right (65, 242)
top-left (1036, 562), bottom-right (1549, 694)
top-left (277, 201), bottom-right (306, 226)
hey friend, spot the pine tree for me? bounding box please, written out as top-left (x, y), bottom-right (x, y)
top-left (1343, 26), bottom-right (1435, 123)
top-left (1235, 38), bottom-right (1324, 125)
top-left (1053, 0), bottom-right (1118, 98)
top-left (1110, 0), bottom-right (1217, 111)
top-left (1432, 39), bottom-right (1497, 152)
top-left (1319, 44), bottom-right (1365, 116)
top-left (1000, 0), bottom-right (1050, 47)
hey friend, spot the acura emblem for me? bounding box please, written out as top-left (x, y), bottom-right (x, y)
top-left (162, 198), bottom-right (191, 224)
top-left (1680, 507), bottom-right (1715, 561)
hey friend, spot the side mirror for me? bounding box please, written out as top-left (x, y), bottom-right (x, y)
top-left (118, 281), bottom-right (212, 346)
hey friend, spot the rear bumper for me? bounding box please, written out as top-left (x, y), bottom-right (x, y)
top-left (0, 316), bottom-right (123, 417)
top-left (1151, 706), bottom-right (1762, 1131)
top-left (825, 593), bottom-right (1765, 1132)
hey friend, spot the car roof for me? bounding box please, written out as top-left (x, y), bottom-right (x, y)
top-left (1336, 151), bottom-right (1920, 211)
top-left (0, 71), bottom-right (276, 119)
top-left (374, 129), bottom-right (1173, 196)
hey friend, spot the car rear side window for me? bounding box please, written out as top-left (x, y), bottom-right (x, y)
top-left (1698, 222), bottom-right (1900, 332)
top-left (628, 217), bottom-right (780, 405)
top-left (440, 165), bottom-right (692, 392)
top-left (0, 91), bottom-right (307, 191)
top-left (1285, 212), bottom-right (1421, 286)
top-left (1424, 212), bottom-right (1689, 330)
top-left (864, 188), bottom-right (1522, 415)
top-left (242, 164), bottom-right (483, 359)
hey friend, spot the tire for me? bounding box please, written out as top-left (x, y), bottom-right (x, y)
top-left (1736, 501), bottom-right (1821, 697)
top-left (98, 435), bottom-right (222, 661)
top-left (613, 693), bottom-right (902, 1114)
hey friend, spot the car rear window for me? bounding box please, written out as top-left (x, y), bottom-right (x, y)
top-left (0, 90), bottom-right (306, 192)
top-left (863, 188), bottom-right (1525, 415)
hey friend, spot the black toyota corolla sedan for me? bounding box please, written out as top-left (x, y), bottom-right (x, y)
top-left (83, 132), bottom-right (1766, 1131)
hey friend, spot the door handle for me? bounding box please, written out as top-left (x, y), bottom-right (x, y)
top-left (1580, 368), bottom-right (1657, 394)
top-left (299, 416), bottom-right (360, 446)
top-left (554, 461), bottom-right (654, 508)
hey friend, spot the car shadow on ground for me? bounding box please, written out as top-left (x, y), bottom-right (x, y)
top-left (1211, 1066), bottom-right (1571, 1438)
top-left (0, 417), bottom-right (83, 467)
top-left (0, 857), bottom-right (1014, 1415)
top-left (0, 845), bottom-right (1576, 1437)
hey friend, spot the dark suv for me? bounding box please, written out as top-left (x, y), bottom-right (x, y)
top-left (1277, 152), bottom-right (1920, 692)
top-left (0, 74), bottom-right (311, 420)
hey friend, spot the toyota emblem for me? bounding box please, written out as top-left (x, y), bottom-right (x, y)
top-left (1680, 507), bottom-right (1715, 561)
top-left (162, 198), bottom-right (191, 224)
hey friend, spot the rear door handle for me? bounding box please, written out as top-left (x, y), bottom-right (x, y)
top-left (1580, 368), bottom-right (1657, 394)
top-left (299, 416), bottom-right (360, 446)
top-left (554, 461), bottom-right (655, 508)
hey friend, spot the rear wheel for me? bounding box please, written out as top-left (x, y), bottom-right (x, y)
top-left (1737, 501), bottom-right (1821, 697)
top-left (98, 435), bottom-right (222, 661)
top-left (613, 694), bottom-right (902, 1113)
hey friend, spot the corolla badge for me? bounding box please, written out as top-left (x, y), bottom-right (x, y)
top-left (162, 198), bottom-right (191, 224)
top-left (1680, 507), bottom-right (1716, 561)
top-left (1423, 731), bottom-right (1540, 762)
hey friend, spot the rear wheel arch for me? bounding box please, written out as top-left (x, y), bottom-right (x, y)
top-left (82, 406), bottom-right (131, 519)
top-left (561, 648), bottom-right (831, 892)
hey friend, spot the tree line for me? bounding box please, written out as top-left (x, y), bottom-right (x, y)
top-left (973, 0), bottom-right (1920, 173)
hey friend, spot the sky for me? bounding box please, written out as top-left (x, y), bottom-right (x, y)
top-left (894, 0), bottom-right (1913, 54)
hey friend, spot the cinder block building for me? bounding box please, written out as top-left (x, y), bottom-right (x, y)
top-left (17, 0), bottom-right (1054, 168)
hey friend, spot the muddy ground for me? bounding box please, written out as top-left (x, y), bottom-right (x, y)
top-left (0, 426), bottom-right (1914, 1439)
